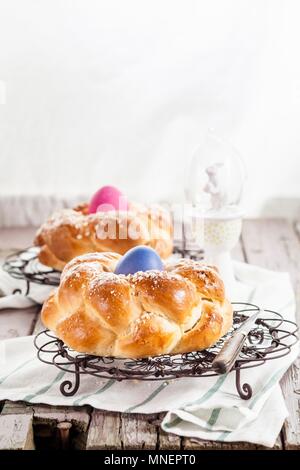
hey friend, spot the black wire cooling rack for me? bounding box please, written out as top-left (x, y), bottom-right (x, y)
top-left (3, 247), bottom-right (60, 292)
top-left (34, 303), bottom-right (298, 400)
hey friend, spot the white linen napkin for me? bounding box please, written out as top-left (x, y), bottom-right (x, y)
top-left (0, 262), bottom-right (298, 447)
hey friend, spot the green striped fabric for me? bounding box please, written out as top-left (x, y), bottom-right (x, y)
top-left (164, 374), bottom-right (228, 429)
top-left (0, 357), bottom-right (35, 385)
top-left (125, 381), bottom-right (169, 412)
top-left (24, 366), bottom-right (71, 402)
top-left (73, 378), bottom-right (115, 406)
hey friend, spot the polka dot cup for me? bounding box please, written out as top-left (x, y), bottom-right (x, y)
top-left (204, 215), bottom-right (242, 253)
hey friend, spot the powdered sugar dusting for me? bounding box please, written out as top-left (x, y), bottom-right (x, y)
top-left (130, 270), bottom-right (182, 283)
top-left (132, 311), bottom-right (157, 335)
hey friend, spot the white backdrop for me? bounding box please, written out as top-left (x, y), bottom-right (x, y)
top-left (1, 0), bottom-right (300, 223)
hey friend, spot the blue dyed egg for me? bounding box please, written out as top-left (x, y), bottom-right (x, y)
top-left (115, 246), bottom-right (163, 275)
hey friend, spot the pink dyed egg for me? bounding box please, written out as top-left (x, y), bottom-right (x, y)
top-left (89, 185), bottom-right (128, 214)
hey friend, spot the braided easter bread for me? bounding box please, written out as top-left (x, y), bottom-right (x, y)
top-left (41, 252), bottom-right (233, 358)
top-left (34, 203), bottom-right (173, 271)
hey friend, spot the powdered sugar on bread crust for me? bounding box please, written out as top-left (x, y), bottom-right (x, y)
top-left (34, 203), bottom-right (173, 270)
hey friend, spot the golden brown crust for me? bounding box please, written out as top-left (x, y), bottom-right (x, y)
top-left (41, 253), bottom-right (233, 358)
top-left (56, 310), bottom-right (117, 356)
top-left (165, 259), bottom-right (225, 302)
top-left (34, 203), bottom-right (173, 270)
top-left (115, 312), bottom-right (182, 358)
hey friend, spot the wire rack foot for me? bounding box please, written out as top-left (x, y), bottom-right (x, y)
top-left (60, 364), bottom-right (81, 397)
top-left (235, 365), bottom-right (253, 400)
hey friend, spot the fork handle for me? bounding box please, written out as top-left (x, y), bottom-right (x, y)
top-left (212, 332), bottom-right (246, 374)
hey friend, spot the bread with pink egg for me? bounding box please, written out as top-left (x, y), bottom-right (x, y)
top-left (34, 186), bottom-right (173, 270)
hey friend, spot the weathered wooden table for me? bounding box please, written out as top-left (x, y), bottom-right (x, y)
top-left (0, 219), bottom-right (299, 450)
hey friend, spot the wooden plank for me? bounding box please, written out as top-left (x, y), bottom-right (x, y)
top-left (1, 401), bottom-right (33, 415)
top-left (1, 401), bottom-right (91, 450)
top-left (232, 238), bottom-right (245, 262)
top-left (2, 401), bottom-right (90, 433)
top-left (144, 413), bottom-right (182, 449)
top-left (33, 404), bottom-right (90, 433)
top-left (158, 429), bottom-right (181, 450)
top-left (120, 413), bottom-right (157, 450)
top-left (242, 218), bottom-right (300, 450)
top-left (0, 402), bottom-right (35, 450)
top-left (86, 411), bottom-right (122, 450)
top-left (0, 413), bottom-right (35, 450)
top-left (280, 358), bottom-right (300, 450)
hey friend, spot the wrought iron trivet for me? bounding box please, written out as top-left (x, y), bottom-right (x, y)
top-left (3, 247), bottom-right (61, 293)
top-left (34, 303), bottom-right (298, 400)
